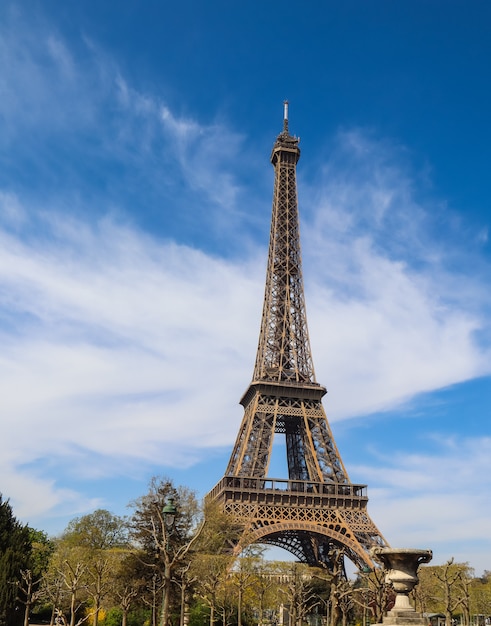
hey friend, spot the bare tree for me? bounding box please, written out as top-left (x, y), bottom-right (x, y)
top-left (111, 552), bottom-right (146, 626)
top-left (279, 563), bottom-right (319, 626)
top-left (57, 560), bottom-right (90, 626)
top-left (326, 549), bottom-right (346, 626)
top-left (251, 560), bottom-right (276, 626)
top-left (231, 556), bottom-right (258, 626)
top-left (85, 558), bottom-right (110, 626)
top-left (352, 566), bottom-right (391, 625)
top-left (130, 478), bottom-right (205, 626)
top-left (17, 569), bottom-right (43, 626)
top-left (39, 569), bottom-right (64, 626)
top-left (192, 554), bottom-right (233, 626)
top-left (116, 582), bottom-right (139, 626)
top-left (434, 559), bottom-right (467, 626)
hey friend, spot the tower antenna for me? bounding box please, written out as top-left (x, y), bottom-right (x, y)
top-left (283, 100), bottom-right (289, 133)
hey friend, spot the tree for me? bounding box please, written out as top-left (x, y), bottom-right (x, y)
top-left (110, 552), bottom-right (147, 626)
top-left (129, 477), bottom-right (204, 626)
top-left (17, 529), bottom-right (54, 626)
top-left (62, 560), bottom-right (87, 626)
top-left (56, 509), bottom-right (130, 626)
top-left (191, 554), bottom-right (233, 626)
top-left (412, 565), bottom-right (439, 615)
top-left (18, 569), bottom-right (44, 626)
top-left (324, 548), bottom-right (345, 626)
top-left (45, 538), bottom-right (100, 626)
top-left (231, 555), bottom-right (258, 626)
top-left (189, 501), bottom-right (252, 626)
top-left (249, 559), bottom-right (277, 626)
top-left (433, 559), bottom-right (472, 626)
top-left (470, 572), bottom-right (491, 620)
top-left (40, 566), bottom-right (65, 626)
top-left (62, 509), bottom-right (128, 551)
top-left (276, 563), bottom-right (319, 626)
top-left (351, 566), bottom-right (391, 626)
top-left (215, 574), bottom-right (236, 626)
top-left (29, 528), bottom-right (55, 577)
top-left (0, 495), bottom-right (32, 626)
top-left (413, 560), bottom-right (474, 626)
top-left (85, 557), bottom-right (110, 626)
top-left (192, 499), bottom-right (242, 556)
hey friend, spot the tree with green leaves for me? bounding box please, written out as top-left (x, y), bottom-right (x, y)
top-left (470, 571), bottom-right (491, 620)
top-left (44, 510), bottom-right (130, 626)
top-left (247, 558), bottom-right (278, 626)
top-left (191, 553), bottom-right (233, 626)
top-left (0, 494), bottom-right (32, 626)
top-left (61, 509), bottom-right (129, 551)
top-left (109, 552), bottom-right (148, 626)
top-left (412, 559), bottom-right (475, 626)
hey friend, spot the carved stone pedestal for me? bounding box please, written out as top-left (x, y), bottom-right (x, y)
top-left (370, 547), bottom-right (433, 626)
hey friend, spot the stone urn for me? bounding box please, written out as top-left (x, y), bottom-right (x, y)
top-left (370, 547), bottom-right (432, 619)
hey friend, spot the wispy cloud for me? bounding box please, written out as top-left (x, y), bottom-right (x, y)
top-left (0, 205), bottom-right (263, 520)
top-left (303, 130), bottom-right (491, 418)
top-left (356, 435), bottom-right (491, 572)
top-left (0, 6), bottom-right (249, 248)
top-left (1, 164), bottom-right (489, 529)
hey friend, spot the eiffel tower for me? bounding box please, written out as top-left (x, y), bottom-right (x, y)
top-left (208, 103), bottom-right (388, 570)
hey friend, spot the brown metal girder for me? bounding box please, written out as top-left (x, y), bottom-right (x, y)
top-left (300, 404), bottom-right (325, 481)
top-left (244, 521), bottom-right (375, 570)
top-left (260, 533), bottom-right (370, 571)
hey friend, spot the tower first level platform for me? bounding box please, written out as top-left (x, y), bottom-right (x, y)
top-left (209, 379), bottom-right (386, 569)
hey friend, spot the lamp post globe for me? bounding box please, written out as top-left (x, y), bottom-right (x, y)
top-left (163, 497), bottom-right (177, 529)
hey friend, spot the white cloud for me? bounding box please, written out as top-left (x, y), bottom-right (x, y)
top-left (308, 240), bottom-right (487, 419)
top-left (301, 130), bottom-right (491, 419)
top-left (0, 7), bottom-right (245, 232)
top-left (159, 104), bottom-right (245, 212)
top-left (0, 180), bottom-right (489, 529)
top-left (355, 436), bottom-right (491, 573)
top-left (0, 208), bottom-right (260, 521)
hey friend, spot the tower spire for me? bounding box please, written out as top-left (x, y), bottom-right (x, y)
top-left (253, 102), bottom-right (313, 385)
top-left (207, 105), bottom-right (388, 571)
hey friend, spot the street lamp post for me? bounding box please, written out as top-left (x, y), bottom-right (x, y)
top-left (161, 497), bottom-right (178, 626)
top-left (360, 566), bottom-right (372, 626)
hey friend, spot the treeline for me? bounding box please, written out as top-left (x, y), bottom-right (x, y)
top-left (1, 478), bottom-right (491, 626)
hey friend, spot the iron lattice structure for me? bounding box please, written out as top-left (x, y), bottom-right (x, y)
top-left (208, 104), bottom-right (388, 570)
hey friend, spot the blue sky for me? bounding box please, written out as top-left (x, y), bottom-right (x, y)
top-left (1, 1), bottom-right (491, 574)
